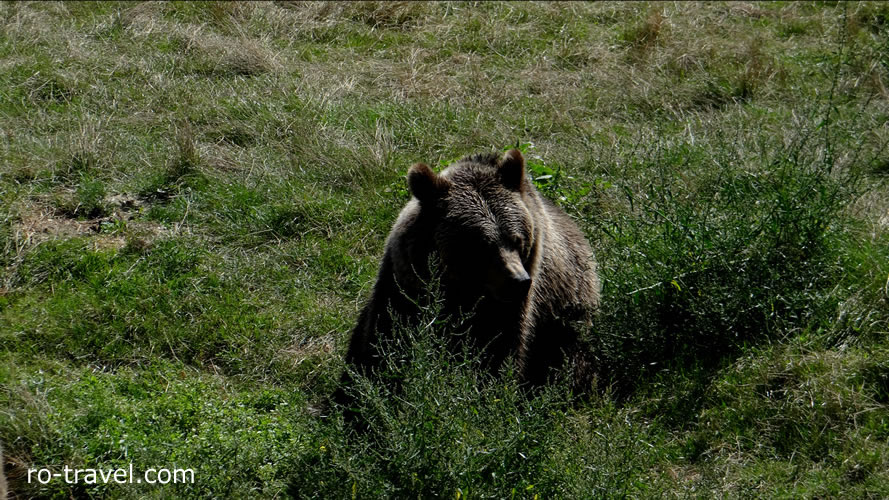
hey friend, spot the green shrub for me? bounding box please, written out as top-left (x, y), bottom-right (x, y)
top-left (290, 301), bottom-right (662, 498)
top-left (578, 103), bottom-right (885, 429)
top-left (602, 138), bottom-right (841, 356)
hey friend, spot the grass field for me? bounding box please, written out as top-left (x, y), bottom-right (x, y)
top-left (1, 1), bottom-right (888, 498)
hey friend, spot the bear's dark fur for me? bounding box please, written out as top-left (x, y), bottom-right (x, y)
top-left (0, 442), bottom-right (6, 500)
top-left (338, 149), bottom-right (600, 400)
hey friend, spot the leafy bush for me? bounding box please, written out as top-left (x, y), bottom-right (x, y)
top-left (290, 301), bottom-right (662, 498)
top-left (584, 108), bottom-right (882, 419)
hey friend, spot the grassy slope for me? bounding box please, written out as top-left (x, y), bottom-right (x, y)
top-left (1, 1), bottom-right (888, 497)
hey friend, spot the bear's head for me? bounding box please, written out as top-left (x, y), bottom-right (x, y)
top-left (407, 149), bottom-right (539, 303)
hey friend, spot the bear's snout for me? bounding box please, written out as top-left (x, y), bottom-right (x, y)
top-left (493, 270), bottom-right (531, 303)
top-left (508, 267), bottom-right (531, 292)
top-left (486, 251), bottom-right (531, 302)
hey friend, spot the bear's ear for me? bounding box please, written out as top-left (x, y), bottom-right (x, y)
top-left (499, 149), bottom-right (525, 191)
top-left (408, 162), bottom-right (450, 203)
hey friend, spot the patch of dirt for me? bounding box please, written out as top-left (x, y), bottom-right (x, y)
top-left (105, 193), bottom-right (144, 212)
top-left (12, 194), bottom-right (170, 252)
top-left (14, 205), bottom-right (95, 245)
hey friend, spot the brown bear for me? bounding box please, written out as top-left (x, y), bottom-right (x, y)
top-left (338, 149), bottom-right (600, 401)
top-left (0, 442), bottom-right (6, 500)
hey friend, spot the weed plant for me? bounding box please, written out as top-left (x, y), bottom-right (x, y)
top-left (292, 297), bottom-right (661, 498)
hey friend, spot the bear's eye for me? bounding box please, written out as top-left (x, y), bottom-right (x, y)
top-left (508, 233), bottom-right (524, 250)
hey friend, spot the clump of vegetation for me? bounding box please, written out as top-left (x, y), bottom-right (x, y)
top-left (590, 110), bottom-right (872, 394)
top-left (292, 302), bottom-right (661, 498)
top-left (621, 7), bottom-right (664, 57)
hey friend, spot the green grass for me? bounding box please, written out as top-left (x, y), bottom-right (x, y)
top-left (1, 1), bottom-right (888, 498)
